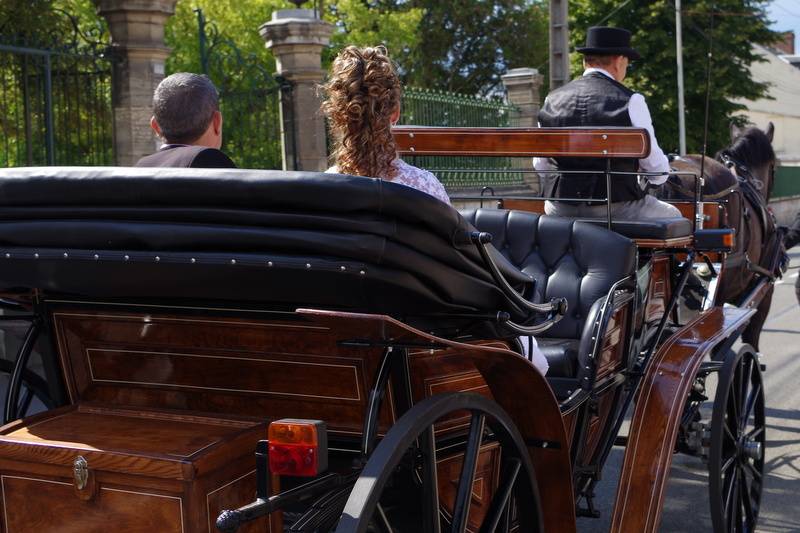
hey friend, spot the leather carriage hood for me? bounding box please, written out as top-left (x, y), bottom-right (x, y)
top-left (460, 209), bottom-right (636, 339)
top-left (0, 167), bottom-right (532, 323)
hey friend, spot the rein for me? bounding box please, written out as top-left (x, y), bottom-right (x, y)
top-left (663, 157), bottom-right (739, 201)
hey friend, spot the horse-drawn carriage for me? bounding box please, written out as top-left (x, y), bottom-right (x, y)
top-left (0, 126), bottom-right (781, 533)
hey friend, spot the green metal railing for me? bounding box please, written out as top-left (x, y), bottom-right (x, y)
top-left (773, 165), bottom-right (800, 199)
top-left (399, 87), bottom-right (525, 190)
top-left (0, 19), bottom-right (113, 167)
top-left (194, 9), bottom-right (286, 170)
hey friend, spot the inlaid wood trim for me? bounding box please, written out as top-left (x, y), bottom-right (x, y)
top-left (84, 348), bottom-right (363, 402)
top-left (611, 307), bottom-right (754, 532)
top-left (47, 299), bottom-right (302, 317)
top-left (53, 319), bottom-right (76, 403)
top-left (101, 487), bottom-right (184, 533)
top-left (1, 475), bottom-right (71, 531)
top-left (205, 470), bottom-right (257, 533)
top-left (53, 312), bottom-right (329, 331)
top-left (1, 476), bottom-right (184, 533)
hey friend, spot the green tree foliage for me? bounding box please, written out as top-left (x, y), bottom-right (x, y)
top-left (403, 0), bottom-right (549, 95)
top-left (323, 0), bottom-right (424, 67)
top-left (0, 0), bottom-right (104, 47)
top-left (569, 0), bottom-right (778, 154)
top-left (165, 0), bottom-right (291, 75)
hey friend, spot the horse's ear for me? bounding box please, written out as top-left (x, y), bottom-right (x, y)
top-left (730, 122), bottom-right (742, 141)
top-left (766, 122), bottom-right (774, 143)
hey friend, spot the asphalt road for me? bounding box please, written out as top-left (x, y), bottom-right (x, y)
top-left (580, 248), bottom-right (800, 533)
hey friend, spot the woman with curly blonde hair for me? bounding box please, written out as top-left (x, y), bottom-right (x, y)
top-left (321, 46), bottom-right (450, 205)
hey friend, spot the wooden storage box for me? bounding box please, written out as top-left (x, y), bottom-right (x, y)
top-left (0, 404), bottom-right (271, 533)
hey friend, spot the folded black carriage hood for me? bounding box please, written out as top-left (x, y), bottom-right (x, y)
top-left (0, 167), bottom-right (532, 321)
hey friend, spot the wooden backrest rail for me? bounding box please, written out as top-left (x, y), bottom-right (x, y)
top-left (393, 126), bottom-right (650, 159)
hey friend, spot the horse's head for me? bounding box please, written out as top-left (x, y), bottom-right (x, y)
top-left (717, 122), bottom-right (777, 201)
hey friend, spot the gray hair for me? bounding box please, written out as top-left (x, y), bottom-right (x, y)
top-left (152, 73), bottom-right (220, 144)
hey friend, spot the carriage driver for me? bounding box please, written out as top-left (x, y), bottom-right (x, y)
top-left (534, 26), bottom-right (682, 219)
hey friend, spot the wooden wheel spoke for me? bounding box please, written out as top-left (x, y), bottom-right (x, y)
top-left (740, 471), bottom-right (756, 527)
top-left (729, 364), bottom-right (742, 425)
top-left (724, 467), bottom-right (739, 532)
top-left (742, 382), bottom-right (761, 429)
top-left (740, 357), bottom-right (752, 409)
top-left (738, 359), bottom-right (753, 432)
top-left (18, 386), bottom-right (34, 416)
top-left (723, 422), bottom-right (738, 444)
top-left (720, 454), bottom-right (737, 475)
top-left (451, 413), bottom-right (485, 533)
top-left (420, 426), bottom-right (441, 533)
top-left (745, 426), bottom-right (764, 441)
top-left (743, 459), bottom-right (763, 482)
top-left (375, 504), bottom-right (393, 533)
top-left (479, 459), bottom-right (521, 533)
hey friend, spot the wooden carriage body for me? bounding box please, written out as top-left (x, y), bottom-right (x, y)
top-left (0, 127), bottom-right (763, 533)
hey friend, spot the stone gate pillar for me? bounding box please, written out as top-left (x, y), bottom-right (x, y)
top-left (260, 9), bottom-right (332, 171)
top-left (502, 68), bottom-right (545, 193)
top-left (501, 68), bottom-right (544, 128)
top-left (95, 0), bottom-right (177, 165)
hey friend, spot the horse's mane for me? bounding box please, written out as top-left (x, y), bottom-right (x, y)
top-left (715, 127), bottom-right (775, 169)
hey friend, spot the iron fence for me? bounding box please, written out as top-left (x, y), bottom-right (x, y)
top-left (0, 18), bottom-right (113, 167)
top-left (399, 87), bottom-right (526, 190)
top-left (195, 9), bottom-right (287, 170)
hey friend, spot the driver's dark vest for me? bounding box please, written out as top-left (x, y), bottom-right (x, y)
top-left (538, 72), bottom-right (645, 204)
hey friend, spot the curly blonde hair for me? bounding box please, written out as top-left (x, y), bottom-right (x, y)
top-left (321, 46), bottom-right (401, 179)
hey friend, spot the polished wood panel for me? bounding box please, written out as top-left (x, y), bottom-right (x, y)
top-left (408, 341), bottom-right (505, 435)
top-left (393, 126), bottom-right (650, 158)
top-left (52, 310), bottom-right (393, 437)
top-left (579, 388), bottom-right (617, 467)
top-left (1, 474), bottom-right (183, 533)
top-left (500, 198), bottom-right (545, 213)
top-left (205, 469), bottom-right (270, 533)
top-left (644, 255), bottom-right (671, 325)
top-left (673, 201), bottom-right (725, 230)
top-left (437, 442), bottom-right (501, 533)
top-left (0, 405), bottom-right (261, 480)
top-left (0, 405), bottom-right (273, 533)
top-left (298, 309), bottom-right (576, 533)
top-left (610, 307), bottom-right (754, 533)
top-left (596, 303), bottom-right (629, 380)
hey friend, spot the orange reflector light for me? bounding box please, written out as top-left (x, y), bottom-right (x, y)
top-left (722, 232), bottom-right (735, 249)
top-left (268, 419), bottom-right (327, 477)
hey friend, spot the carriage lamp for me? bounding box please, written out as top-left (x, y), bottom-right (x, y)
top-left (268, 419), bottom-right (328, 477)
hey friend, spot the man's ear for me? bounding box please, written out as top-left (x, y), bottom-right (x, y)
top-left (730, 122), bottom-right (742, 141)
top-left (150, 116), bottom-right (163, 138)
top-left (212, 110), bottom-right (222, 135)
top-left (765, 122), bottom-right (774, 143)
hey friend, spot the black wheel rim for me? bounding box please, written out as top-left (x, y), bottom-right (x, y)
top-left (0, 359), bottom-right (54, 420)
top-left (709, 346), bottom-right (765, 533)
top-left (335, 393), bottom-right (543, 533)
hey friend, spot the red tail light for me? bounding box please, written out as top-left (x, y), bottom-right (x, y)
top-left (268, 419), bottom-right (327, 477)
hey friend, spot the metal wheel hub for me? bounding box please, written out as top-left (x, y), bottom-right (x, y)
top-left (739, 438), bottom-right (762, 462)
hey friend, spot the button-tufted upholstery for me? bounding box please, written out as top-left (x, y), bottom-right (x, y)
top-left (461, 209), bottom-right (636, 379)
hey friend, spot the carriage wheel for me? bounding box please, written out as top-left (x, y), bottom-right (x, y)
top-left (0, 359), bottom-right (55, 421)
top-left (335, 392), bottom-right (543, 533)
top-left (708, 346), bottom-right (765, 533)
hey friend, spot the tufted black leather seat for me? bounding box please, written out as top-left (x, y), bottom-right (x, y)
top-left (461, 209), bottom-right (636, 383)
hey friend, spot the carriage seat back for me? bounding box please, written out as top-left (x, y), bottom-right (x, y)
top-left (461, 209), bottom-right (636, 379)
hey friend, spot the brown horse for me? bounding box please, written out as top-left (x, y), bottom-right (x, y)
top-left (663, 123), bottom-right (779, 351)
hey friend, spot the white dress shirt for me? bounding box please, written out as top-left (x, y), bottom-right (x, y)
top-left (534, 68), bottom-right (669, 186)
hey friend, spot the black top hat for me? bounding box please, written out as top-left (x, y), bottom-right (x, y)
top-left (576, 26), bottom-right (641, 60)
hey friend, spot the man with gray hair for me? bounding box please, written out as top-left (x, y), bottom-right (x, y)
top-left (136, 72), bottom-right (236, 168)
